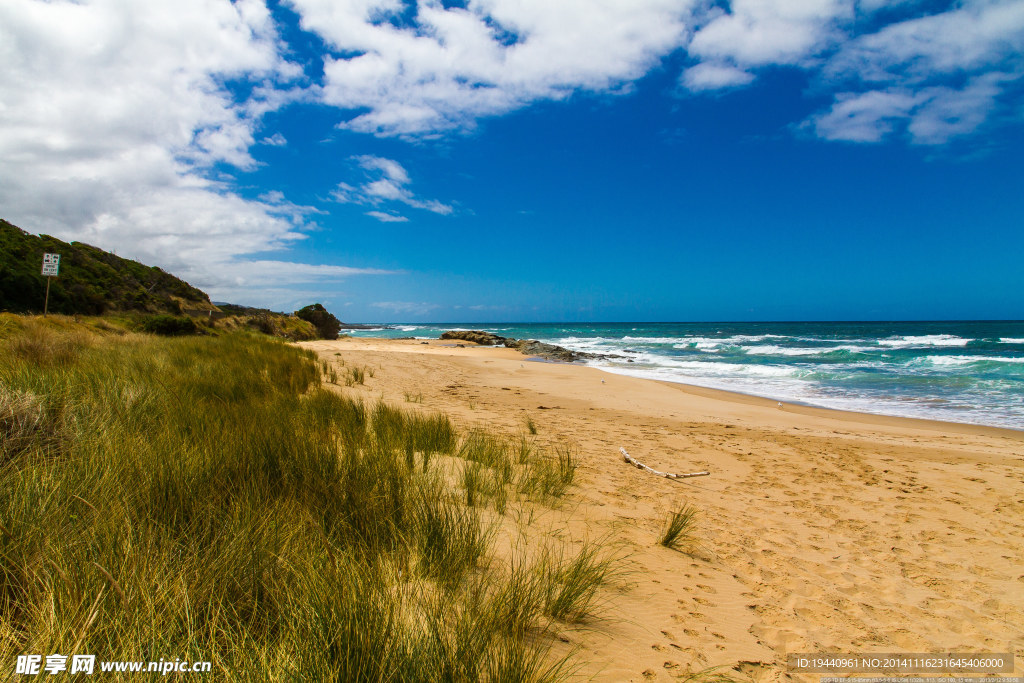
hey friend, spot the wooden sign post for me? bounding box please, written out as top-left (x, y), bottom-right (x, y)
top-left (41, 253), bottom-right (60, 316)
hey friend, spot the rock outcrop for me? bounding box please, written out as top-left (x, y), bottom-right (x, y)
top-left (440, 330), bottom-right (508, 346)
top-left (439, 330), bottom-right (596, 362)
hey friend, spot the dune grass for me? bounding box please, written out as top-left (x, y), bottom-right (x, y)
top-left (659, 503), bottom-right (700, 552)
top-left (0, 317), bottom-right (611, 681)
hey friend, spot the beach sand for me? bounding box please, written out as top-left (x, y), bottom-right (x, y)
top-left (299, 337), bottom-right (1024, 682)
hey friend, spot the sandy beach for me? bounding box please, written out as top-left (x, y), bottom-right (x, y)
top-left (299, 337), bottom-right (1024, 682)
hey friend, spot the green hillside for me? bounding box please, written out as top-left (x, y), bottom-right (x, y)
top-left (0, 219), bottom-right (211, 314)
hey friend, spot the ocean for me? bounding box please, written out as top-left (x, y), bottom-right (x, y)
top-left (343, 321), bottom-right (1024, 430)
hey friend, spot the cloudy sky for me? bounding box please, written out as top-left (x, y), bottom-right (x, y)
top-left (2, 0), bottom-right (1022, 320)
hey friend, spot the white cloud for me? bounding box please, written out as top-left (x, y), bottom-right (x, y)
top-left (825, 1), bottom-right (1024, 85)
top-left (0, 0), bottom-right (382, 306)
top-left (287, 0), bottom-right (696, 136)
top-left (682, 62), bottom-right (755, 90)
top-left (908, 74), bottom-right (1010, 144)
top-left (811, 89), bottom-right (919, 142)
top-left (3, 0), bottom-right (1021, 297)
top-left (284, 0), bottom-right (1022, 146)
top-left (807, 1), bottom-right (1024, 144)
top-left (810, 73), bottom-right (1013, 145)
top-left (261, 132), bottom-right (288, 146)
top-left (688, 0), bottom-right (849, 68)
top-left (366, 211), bottom-right (410, 223)
top-left (333, 156), bottom-right (454, 216)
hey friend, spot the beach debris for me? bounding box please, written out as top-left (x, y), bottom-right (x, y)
top-left (620, 448), bottom-right (710, 479)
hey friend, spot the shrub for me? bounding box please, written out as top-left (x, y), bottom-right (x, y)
top-left (141, 314), bottom-right (198, 336)
top-left (294, 303), bottom-right (342, 340)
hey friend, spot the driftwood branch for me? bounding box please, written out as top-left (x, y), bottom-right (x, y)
top-left (620, 448), bottom-right (710, 479)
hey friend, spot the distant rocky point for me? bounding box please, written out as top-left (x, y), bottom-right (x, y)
top-left (439, 330), bottom-right (596, 363)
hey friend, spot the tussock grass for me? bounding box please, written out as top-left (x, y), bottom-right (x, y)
top-left (659, 503), bottom-right (700, 552)
top-left (518, 444), bottom-right (578, 499)
top-left (463, 460), bottom-right (486, 507)
top-left (525, 415), bottom-right (538, 435)
top-left (460, 429), bottom-right (513, 479)
top-left (345, 365), bottom-right (366, 386)
top-left (0, 320), bottom-right (609, 681)
top-left (539, 541), bottom-right (619, 623)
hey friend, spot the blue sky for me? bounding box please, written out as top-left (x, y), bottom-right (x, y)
top-left (2, 0), bottom-right (1022, 321)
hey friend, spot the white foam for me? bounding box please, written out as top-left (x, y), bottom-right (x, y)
top-left (744, 345), bottom-right (834, 357)
top-left (745, 344), bottom-right (880, 360)
top-left (621, 334), bottom-right (784, 345)
top-left (672, 341), bottom-right (724, 351)
top-left (878, 334), bottom-right (971, 348)
top-left (999, 337), bottom-right (1024, 344)
top-left (603, 354), bottom-right (802, 378)
top-left (925, 355), bottom-right (1024, 367)
top-left (587, 362), bottom-right (1023, 430)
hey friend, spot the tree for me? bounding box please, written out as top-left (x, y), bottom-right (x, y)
top-left (294, 303), bottom-right (341, 339)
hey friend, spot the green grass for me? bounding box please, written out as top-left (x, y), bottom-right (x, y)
top-left (517, 444), bottom-right (578, 499)
top-left (539, 541), bottom-right (619, 623)
top-left (345, 365), bottom-right (366, 386)
top-left (659, 503), bottom-right (700, 552)
top-left (0, 318), bottom-right (612, 681)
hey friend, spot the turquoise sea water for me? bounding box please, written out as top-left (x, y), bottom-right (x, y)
top-left (345, 322), bottom-right (1024, 430)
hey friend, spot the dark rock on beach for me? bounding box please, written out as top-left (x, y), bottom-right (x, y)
top-left (439, 330), bottom-right (597, 363)
top-left (440, 330), bottom-right (508, 345)
top-left (508, 339), bottom-right (593, 362)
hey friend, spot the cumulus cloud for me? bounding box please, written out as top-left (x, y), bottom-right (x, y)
top-left (280, 0), bottom-right (1022, 145)
top-left (0, 0), bottom-right (384, 307)
top-left (682, 62), bottom-right (755, 90)
top-left (287, 0), bottom-right (696, 136)
top-left (811, 89), bottom-right (919, 142)
top-left (688, 0), bottom-right (849, 68)
top-left (332, 156), bottom-right (453, 217)
top-left (261, 132), bottom-right (288, 146)
top-left (811, 75), bottom-right (1011, 145)
top-left (826, 2), bottom-right (1024, 85)
top-left (3, 0), bottom-right (1021, 303)
top-left (808, 1), bottom-right (1024, 144)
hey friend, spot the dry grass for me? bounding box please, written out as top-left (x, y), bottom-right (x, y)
top-left (0, 317), bottom-right (614, 681)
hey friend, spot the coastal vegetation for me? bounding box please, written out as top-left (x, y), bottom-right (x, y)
top-left (0, 315), bottom-right (615, 680)
top-left (0, 218), bottom-right (348, 344)
top-left (295, 303), bottom-right (343, 340)
top-left (659, 503), bottom-right (700, 552)
top-left (0, 219), bottom-right (210, 315)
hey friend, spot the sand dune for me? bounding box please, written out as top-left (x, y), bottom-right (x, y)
top-left (299, 338), bottom-right (1024, 682)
